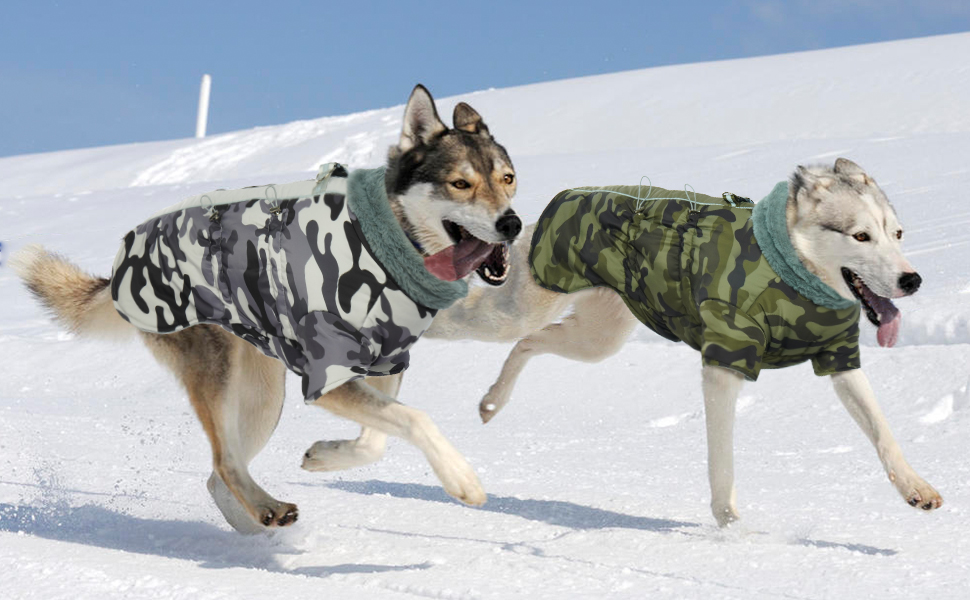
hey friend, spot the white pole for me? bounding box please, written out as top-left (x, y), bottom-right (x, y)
top-left (196, 74), bottom-right (212, 138)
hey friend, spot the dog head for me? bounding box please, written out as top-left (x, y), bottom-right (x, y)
top-left (385, 85), bottom-right (519, 285)
top-left (787, 158), bottom-right (919, 347)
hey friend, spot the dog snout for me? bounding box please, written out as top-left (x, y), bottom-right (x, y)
top-left (495, 209), bottom-right (522, 240)
top-left (898, 272), bottom-right (922, 295)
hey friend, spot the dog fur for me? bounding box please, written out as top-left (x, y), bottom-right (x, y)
top-left (14, 84), bottom-right (518, 533)
top-left (313, 159), bottom-right (943, 527)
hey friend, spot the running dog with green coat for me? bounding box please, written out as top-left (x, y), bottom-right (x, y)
top-left (523, 158), bottom-right (938, 526)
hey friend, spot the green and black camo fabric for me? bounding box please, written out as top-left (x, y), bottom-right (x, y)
top-left (529, 184), bottom-right (862, 380)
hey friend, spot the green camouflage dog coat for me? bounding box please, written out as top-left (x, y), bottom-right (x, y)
top-left (529, 182), bottom-right (862, 380)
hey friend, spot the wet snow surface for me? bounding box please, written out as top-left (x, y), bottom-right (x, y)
top-left (2, 33), bottom-right (970, 599)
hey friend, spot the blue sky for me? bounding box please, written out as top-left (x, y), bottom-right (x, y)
top-left (2, 0), bottom-right (968, 158)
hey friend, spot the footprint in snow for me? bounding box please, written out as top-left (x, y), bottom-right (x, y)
top-left (920, 376), bottom-right (969, 424)
top-left (647, 396), bottom-right (757, 428)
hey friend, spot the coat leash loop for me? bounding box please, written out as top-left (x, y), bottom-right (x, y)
top-left (199, 194), bottom-right (220, 222)
top-left (684, 184), bottom-right (698, 211)
top-left (636, 175), bottom-right (653, 213)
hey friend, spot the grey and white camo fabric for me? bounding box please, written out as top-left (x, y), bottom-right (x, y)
top-left (111, 163), bottom-right (468, 400)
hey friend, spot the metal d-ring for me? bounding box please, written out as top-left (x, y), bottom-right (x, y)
top-left (265, 185), bottom-right (281, 215)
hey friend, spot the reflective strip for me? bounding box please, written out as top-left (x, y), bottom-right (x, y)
top-left (147, 176), bottom-right (350, 219)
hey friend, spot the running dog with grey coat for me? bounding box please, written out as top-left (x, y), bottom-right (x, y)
top-left (13, 85), bottom-right (521, 533)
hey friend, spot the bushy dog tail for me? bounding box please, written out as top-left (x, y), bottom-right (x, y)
top-left (11, 244), bottom-right (133, 340)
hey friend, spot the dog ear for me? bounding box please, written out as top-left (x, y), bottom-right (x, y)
top-left (834, 158), bottom-right (865, 176)
top-left (399, 84), bottom-right (447, 152)
top-left (795, 165), bottom-right (835, 194)
top-left (453, 102), bottom-right (489, 135)
top-left (834, 157), bottom-right (873, 185)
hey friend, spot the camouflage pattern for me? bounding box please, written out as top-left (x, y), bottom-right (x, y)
top-left (529, 184), bottom-right (862, 380)
top-left (111, 164), bottom-right (441, 400)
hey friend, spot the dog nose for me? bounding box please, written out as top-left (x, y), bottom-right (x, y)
top-left (898, 272), bottom-right (922, 295)
top-left (496, 209), bottom-right (522, 240)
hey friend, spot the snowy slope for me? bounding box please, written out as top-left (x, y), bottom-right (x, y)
top-left (2, 32), bottom-right (970, 599)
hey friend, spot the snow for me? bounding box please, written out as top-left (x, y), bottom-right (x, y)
top-left (2, 32), bottom-right (970, 599)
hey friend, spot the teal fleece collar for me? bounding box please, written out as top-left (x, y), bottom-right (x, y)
top-left (752, 181), bottom-right (856, 310)
top-left (346, 167), bottom-right (468, 310)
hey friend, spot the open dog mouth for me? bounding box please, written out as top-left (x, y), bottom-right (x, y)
top-left (841, 267), bottom-right (901, 348)
top-left (421, 220), bottom-right (511, 285)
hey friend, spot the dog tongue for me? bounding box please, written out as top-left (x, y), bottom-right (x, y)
top-left (423, 237), bottom-right (496, 282)
top-left (877, 312), bottom-right (901, 348)
top-left (859, 284), bottom-right (901, 348)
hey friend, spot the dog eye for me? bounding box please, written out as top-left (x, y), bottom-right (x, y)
top-left (451, 179), bottom-right (470, 190)
top-left (896, 229), bottom-right (903, 240)
top-left (503, 173), bottom-right (515, 185)
top-left (853, 232), bottom-right (871, 242)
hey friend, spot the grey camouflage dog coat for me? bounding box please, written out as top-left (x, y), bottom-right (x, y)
top-left (111, 164), bottom-right (468, 400)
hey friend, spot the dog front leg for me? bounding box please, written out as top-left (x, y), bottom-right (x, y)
top-left (302, 375), bottom-right (396, 472)
top-left (480, 289), bottom-right (635, 423)
top-left (310, 380), bottom-right (486, 506)
top-left (302, 426), bottom-right (388, 472)
top-left (831, 369), bottom-right (942, 510)
top-left (703, 365), bottom-right (745, 527)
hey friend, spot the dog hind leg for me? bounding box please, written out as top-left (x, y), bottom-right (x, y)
top-left (480, 288), bottom-right (637, 422)
top-left (206, 335), bottom-right (289, 533)
top-left (301, 375), bottom-right (396, 472)
top-left (144, 326), bottom-right (295, 532)
top-left (309, 380), bottom-right (485, 505)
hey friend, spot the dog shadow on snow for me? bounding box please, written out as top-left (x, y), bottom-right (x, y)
top-left (0, 485), bottom-right (897, 563)
top-left (0, 500), bottom-right (431, 577)
top-left (324, 479), bottom-right (696, 533)
top-left (323, 480), bottom-right (898, 556)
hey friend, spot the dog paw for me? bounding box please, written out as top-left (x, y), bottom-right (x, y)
top-left (712, 505), bottom-right (741, 528)
top-left (207, 474), bottom-right (261, 535)
top-left (301, 439), bottom-right (383, 472)
top-left (479, 401), bottom-right (498, 424)
top-left (893, 472), bottom-right (943, 511)
top-left (478, 389), bottom-right (509, 424)
top-left (904, 486), bottom-right (943, 511)
top-left (430, 451), bottom-right (487, 506)
top-left (257, 501), bottom-right (299, 527)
